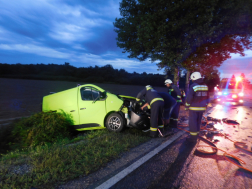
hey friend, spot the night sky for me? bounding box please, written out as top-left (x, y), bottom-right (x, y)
top-left (0, 0), bottom-right (251, 80)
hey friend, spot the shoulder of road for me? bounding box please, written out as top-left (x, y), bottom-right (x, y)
top-left (57, 106), bottom-right (214, 189)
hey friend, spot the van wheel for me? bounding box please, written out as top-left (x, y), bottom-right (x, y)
top-left (106, 113), bottom-right (125, 132)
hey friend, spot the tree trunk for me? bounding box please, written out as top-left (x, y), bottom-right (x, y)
top-left (185, 71), bottom-right (190, 94)
top-left (173, 67), bottom-right (180, 87)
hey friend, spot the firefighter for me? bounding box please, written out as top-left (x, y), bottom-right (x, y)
top-left (158, 92), bottom-right (177, 128)
top-left (185, 72), bottom-right (209, 143)
top-left (136, 85), bottom-right (164, 138)
top-left (164, 79), bottom-right (182, 129)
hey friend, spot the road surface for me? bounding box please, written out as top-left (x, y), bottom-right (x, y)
top-left (109, 97), bottom-right (252, 189)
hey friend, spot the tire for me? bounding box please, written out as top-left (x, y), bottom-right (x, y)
top-left (106, 113), bottom-right (125, 132)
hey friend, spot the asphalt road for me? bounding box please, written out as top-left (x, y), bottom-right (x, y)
top-left (109, 97), bottom-right (252, 189)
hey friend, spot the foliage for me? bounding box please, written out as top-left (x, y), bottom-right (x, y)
top-left (0, 129), bottom-right (149, 189)
top-left (114, 0), bottom-right (252, 85)
top-left (240, 73), bottom-right (251, 89)
top-left (181, 35), bottom-right (252, 77)
top-left (11, 111), bottom-right (74, 148)
top-left (203, 69), bottom-right (221, 92)
top-left (0, 63), bottom-right (168, 87)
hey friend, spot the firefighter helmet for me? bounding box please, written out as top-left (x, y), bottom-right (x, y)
top-left (190, 72), bottom-right (202, 80)
top-left (164, 79), bottom-right (172, 85)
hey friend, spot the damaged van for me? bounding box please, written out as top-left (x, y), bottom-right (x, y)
top-left (42, 84), bottom-right (150, 132)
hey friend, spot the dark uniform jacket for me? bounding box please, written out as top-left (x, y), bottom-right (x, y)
top-left (168, 84), bottom-right (182, 102)
top-left (158, 92), bottom-right (176, 109)
top-left (185, 78), bottom-right (209, 111)
top-left (136, 86), bottom-right (163, 107)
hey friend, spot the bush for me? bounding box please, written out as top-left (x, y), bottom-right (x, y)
top-left (12, 111), bottom-right (74, 148)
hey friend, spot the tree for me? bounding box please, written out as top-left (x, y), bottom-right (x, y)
top-left (181, 35), bottom-right (252, 92)
top-left (114, 0), bottom-right (252, 87)
top-left (203, 69), bottom-right (221, 92)
top-left (240, 73), bottom-right (251, 89)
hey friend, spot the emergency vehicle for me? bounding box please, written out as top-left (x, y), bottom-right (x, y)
top-left (214, 77), bottom-right (244, 105)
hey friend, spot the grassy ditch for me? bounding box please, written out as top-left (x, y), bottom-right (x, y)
top-left (0, 112), bottom-right (149, 189)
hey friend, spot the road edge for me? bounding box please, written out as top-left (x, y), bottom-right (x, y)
top-left (95, 106), bottom-right (215, 189)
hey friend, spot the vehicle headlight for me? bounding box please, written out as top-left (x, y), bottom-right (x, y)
top-left (217, 92), bottom-right (222, 95)
top-left (238, 92), bottom-right (244, 97)
top-left (232, 94), bottom-right (238, 98)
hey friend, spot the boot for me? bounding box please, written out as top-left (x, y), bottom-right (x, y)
top-left (150, 131), bottom-right (158, 138)
top-left (186, 135), bottom-right (198, 143)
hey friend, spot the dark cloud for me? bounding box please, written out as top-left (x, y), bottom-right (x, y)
top-left (84, 27), bottom-right (119, 54)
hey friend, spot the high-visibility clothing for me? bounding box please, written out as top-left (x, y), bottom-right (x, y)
top-left (168, 84), bottom-right (182, 102)
top-left (189, 110), bottom-right (204, 134)
top-left (136, 86), bottom-right (164, 137)
top-left (186, 78), bottom-right (209, 138)
top-left (136, 86), bottom-right (164, 105)
top-left (170, 102), bottom-right (180, 128)
top-left (158, 92), bottom-right (177, 119)
top-left (185, 78), bottom-right (209, 111)
top-left (149, 101), bottom-right (164, 137)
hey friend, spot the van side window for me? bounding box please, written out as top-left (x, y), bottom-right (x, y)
top-left (81, 87), bottom-right (93, 100)
top-left (80, 87), bottom-right (105, 101)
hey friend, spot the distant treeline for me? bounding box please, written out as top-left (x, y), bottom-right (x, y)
top-left (0, 63), bottom-right (187, 88)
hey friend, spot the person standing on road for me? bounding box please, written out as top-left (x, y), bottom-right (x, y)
top-left (158, 92), bottom-right (177, 129)
top-left (164, 79), bottom-right (182, 129)
top-left (136, 85), bottom-right (164, 138)
top-left (185, 72), bottom-right (209, 143)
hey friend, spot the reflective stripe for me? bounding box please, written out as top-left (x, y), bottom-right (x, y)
top-left (170, 118), bottom-right (178, 121)
top-left (147, 105), bottom-right (151, 109)
top-left (150, 98), bottom-right (164, 105)
top-left (193, 85), bottom-right (208, 92)
top-left (136, 98), bottom-right (140, 101)
top-left (150, 127), bottom-right (157, 131)
top-left (169, 89), bottom-right (174, 91)
top-left (158, 125), bottom-right (164, 128)
top-left (190, 132), bottom-right (199, 136)
top-left (185, 102), bottom-right (190, 106)
top-left (177, 100), bottom-right (182, 102)
top-left (177, 95), bottom-right (181, 98)
top-left (146, 86), bottom-right (153, 90)
top-left (189, 107), bottom-right (206, 111)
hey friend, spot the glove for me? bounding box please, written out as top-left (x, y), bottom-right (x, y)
top-left (207, 103), bottom-right (213, 107)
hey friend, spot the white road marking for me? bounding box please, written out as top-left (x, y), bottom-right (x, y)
top-left (94, 107), bottom-right (214, 189)
top-left (95, 130), bottom-right (186, 189)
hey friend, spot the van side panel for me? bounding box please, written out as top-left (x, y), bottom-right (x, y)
top-left (42, 87), bottom-right (79, 125)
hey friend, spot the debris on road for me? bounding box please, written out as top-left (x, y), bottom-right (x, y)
top-left (222, 118), bottom-right (240, 125)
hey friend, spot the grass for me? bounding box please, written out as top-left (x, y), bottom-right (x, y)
top-left (0, 127), bottom-right (150, 189)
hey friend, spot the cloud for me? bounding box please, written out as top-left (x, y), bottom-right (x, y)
top-left (218, 57), bottom-right (252, 81)
top-left (0, 44), bottom-right (70, 59)
top-left (0, 0), bottom-right (165, 75)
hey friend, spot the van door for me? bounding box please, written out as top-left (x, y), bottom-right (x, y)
top-left (78, 86), bottom-right (107, 128)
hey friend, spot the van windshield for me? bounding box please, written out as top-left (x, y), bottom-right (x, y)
top-left (220, 82), bottom-right (243, 89)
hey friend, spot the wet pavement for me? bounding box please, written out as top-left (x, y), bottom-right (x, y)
top-left (110, 98), bottom-right (252, 189)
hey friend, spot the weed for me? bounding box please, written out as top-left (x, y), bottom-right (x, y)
top-left (0, 128), bottom-right (149, 188)
top-left (11, 111), bottom-right (73, 148)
